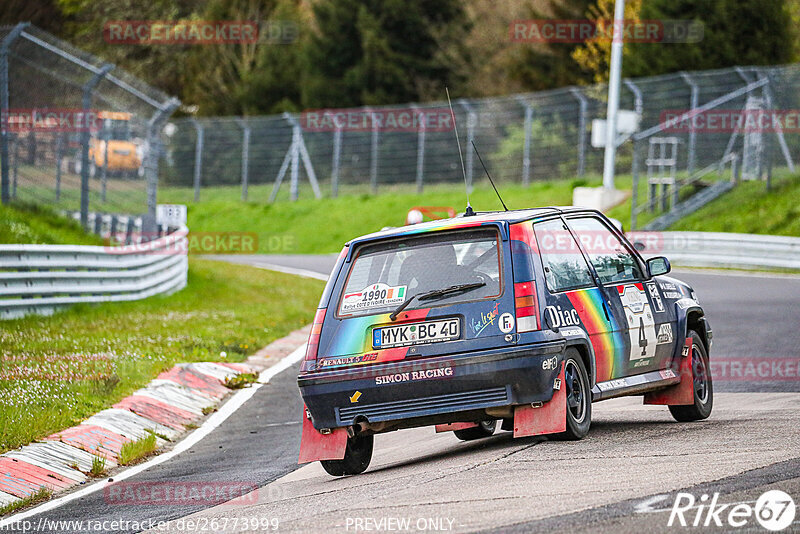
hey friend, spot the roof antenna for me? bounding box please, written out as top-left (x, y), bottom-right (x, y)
top-left (446, 87), bottom-right (475, 216)
top-left (472, 140), bottom-right (508, 211)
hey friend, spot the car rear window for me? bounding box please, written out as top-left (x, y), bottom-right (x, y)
top-left (338, 229), bottom-right (502, 318)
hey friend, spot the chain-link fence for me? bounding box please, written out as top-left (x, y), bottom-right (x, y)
top-left (0, 23), bottom-right (179, 229)
top-left (165, 63), bottom-right (800, 218)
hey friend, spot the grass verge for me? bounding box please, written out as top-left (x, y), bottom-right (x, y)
top-left (0, 202), bottom-right (104, 245)
top-left (118, 434), bottom-right (157, 466)
top-left (0, 258), bottom-right (324, 453)
top-left (224, 372), bottom-right (259, 389)
top-left (0, 487), bottom-right (53, 517)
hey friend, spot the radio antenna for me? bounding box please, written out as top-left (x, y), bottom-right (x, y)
top-left (446, 87), bottom-right (474, 216)
top-left (472, 140), bottom-right (508, 211)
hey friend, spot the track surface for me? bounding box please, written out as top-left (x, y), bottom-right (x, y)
top-left (12, 256), bottom-right (800, 533)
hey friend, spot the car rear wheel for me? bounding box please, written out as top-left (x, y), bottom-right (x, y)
top-left (669, 330), bottom-right (713, 422)
top-left (454, 420), bottom-right (497, 441)
top-left (554, 350), bottom-right (591, 440)
top-left (320, 434), bottom-right (373, 476)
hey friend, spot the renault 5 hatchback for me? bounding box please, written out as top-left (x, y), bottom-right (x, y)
top-left (297, 207), bottom-right (712, 476)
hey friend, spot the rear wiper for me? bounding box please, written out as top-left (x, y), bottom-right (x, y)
top-left (389, 282), bottom-right (486, 321)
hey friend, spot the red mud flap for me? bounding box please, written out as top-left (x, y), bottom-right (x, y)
top-left (513, 362), bottom-right (567, 438)
top-left (643, 338), bottom-right (695, 406)
top-left (298, 407), bottom-right (348, 464)
top-left (435, 422), bottom-right (479, 433)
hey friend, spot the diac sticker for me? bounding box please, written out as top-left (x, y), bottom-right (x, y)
top-left (341, 283), bottom-right (407, 313)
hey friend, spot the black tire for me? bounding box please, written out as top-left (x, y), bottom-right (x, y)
top-left (320, 434), bottom-right (373, 476)
top-left (669, 330), bottom-right (713, 422)
top-left (453, 420), bottom-right (497, 441)
top-left (554, 350), bottom-right (591, 440)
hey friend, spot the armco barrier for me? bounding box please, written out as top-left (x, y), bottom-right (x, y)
top-left (0, 228), bottom-right (188, 319)
top-left (630, 231), bottom-right (800, 270)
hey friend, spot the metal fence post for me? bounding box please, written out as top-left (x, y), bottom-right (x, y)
top-left (191, 119), bottom-right (204, 202)
top-left (459, 100), bottom-right (476, 192)
top-left (517, 98), bottom-right (534, 186)
top-left (101, 128), bottom-right (109, 202)
top-left (680, 72), bottom-right (699, 176)
top-left (235, 117), bottom-right (250, 201)
top-left (145, 98), bottom-right (180, 231)
top-left (328, 112), bottom-right (342, 198)
top-left (570, 89), bottom-right (588, 177)
top-left (11, 137), bottom-right (17, 198)
top-left (756, 67), bottom-right (795, 174)
top-left (624, 79), bottom-right (643, 229)
top-left (370, 110), bottom-right (379, 194)
top-left (80, 63), bottom-right (113, 229)
top-left (412, 105), bottom-right (426, 194)
top-left (55, 133), bottom-right (63, 201)
top-left (1, 23), bottom-right (29, 205)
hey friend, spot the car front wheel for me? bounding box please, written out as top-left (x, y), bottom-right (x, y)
top-left (669, 330), bottom-right (713, 422)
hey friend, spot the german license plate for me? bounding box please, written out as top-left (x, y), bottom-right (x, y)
top-left (372, 318), bottom-right (460, 349)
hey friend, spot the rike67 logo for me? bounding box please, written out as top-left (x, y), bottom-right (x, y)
top-left (669, 490), bottom-right (796, 531)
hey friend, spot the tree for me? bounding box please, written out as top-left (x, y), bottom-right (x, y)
top-left (573, 0), bottom-right (795, 81)
top-left (570, 0), bottom-right (642, 84)
top-left (182, 0), bottom-right (308, 115)
top-left (506, 0), bottom-right (596, 91)
top-left (301, 0), bottom-right (470, 108)
top-left (56, 0), bottom-right (196, 98)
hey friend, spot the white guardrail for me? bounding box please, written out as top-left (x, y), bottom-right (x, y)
top-left (0, 228), bottom-right (189, 320)
top-left (630, 231), bottom-right (800, 271)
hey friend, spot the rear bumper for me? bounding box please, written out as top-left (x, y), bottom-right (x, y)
top-left (297, 340), bottom-right (565, 430)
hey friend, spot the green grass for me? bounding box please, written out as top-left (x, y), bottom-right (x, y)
top-left (118, 434), bottom-right (157, 466)
top-left (0, 258), bottom-right (324, 453)
top-left (0, 487), bottom-right (53, 517)
top-left (669, 173), bottom-right (800, 235)
top-left (90, 455), bottom-right (107, 477)
top-left (169, 180), bottom-right (589, 254)
top-left (0, 202), bottom-right (104, 245)
top-left (224, 372), bottom-right (259, 389)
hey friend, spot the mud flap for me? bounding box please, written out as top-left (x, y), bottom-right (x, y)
top-left (513, 362), bottom-right (567, 438)
top-left (435, 422), bottom-right (479, 433)
top-left (298, 406), bottom-right (348, 464)
top-left (643, 338), bottom-right (695, 406)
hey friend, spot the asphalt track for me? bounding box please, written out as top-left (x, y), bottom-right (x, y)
top-left (11, 256), bottom-right (800, 533)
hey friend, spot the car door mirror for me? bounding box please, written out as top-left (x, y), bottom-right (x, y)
top-left (646, 256), bottom-right (671, 277)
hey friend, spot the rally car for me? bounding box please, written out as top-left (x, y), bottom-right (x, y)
top-left (297, 207), bottom-right (712, 476)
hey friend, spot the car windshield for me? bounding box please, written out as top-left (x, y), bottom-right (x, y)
top-left (338, 229), bottom-right (502, 318)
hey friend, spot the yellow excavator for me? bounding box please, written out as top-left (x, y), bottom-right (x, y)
top-left (87, 111), bottom-right (144, 178)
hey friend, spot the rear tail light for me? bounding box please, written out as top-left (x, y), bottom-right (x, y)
top-left (514, 282), bottom-right (540, 332)
top-left (301, 308), bottom-right (326, 372)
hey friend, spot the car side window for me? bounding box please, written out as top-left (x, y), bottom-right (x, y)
top-left (533, 219), bottom-right (595, 293)
top-left (567, 216), bottom-right (643, 285)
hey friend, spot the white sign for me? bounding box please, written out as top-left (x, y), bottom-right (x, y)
top-left (156, 204), bottom-right (187, 227)
top-left (591, 110), bottom-right (641, 147)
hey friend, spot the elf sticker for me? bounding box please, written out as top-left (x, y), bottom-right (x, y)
top-left (341, 283), bottom-right (407, 313)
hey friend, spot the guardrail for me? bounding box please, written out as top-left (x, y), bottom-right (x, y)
top-left (0, 228), bottom-right (188, 319)
top-left (630, 231), bottom-right (800, 271)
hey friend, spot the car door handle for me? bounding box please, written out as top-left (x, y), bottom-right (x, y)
top-left (601, 300), bottom-right (611, 322)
